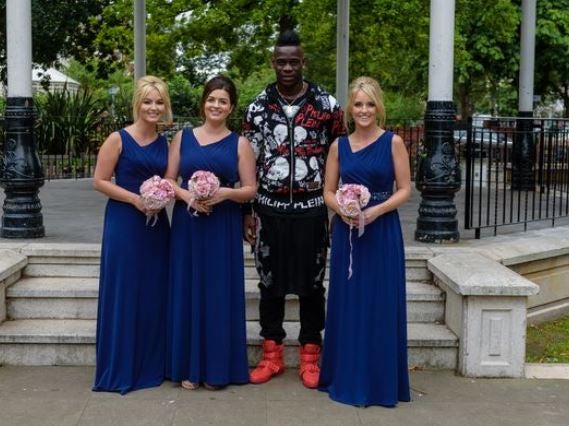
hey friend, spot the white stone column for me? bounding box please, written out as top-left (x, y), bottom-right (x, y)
top-left (428, 0), bottom-right (455, 101)
top-left (6, 0), bottom-right (32, 97)
top-left (518, 0), bottom-right (536, 112)
top-left (335, 0), bottom-right (349, 108)
top-left (134, 0), bottom-right (146, 81)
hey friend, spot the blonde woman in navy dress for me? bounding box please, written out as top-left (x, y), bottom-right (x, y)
top-left (165, 75), bottom-right (256, 390)
top-left (93, 75), bottom-right (172, 394)
top-left (319, 77), bottom-right (411, 406)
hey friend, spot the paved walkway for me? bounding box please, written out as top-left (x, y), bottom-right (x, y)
top-left (2, 178), bottom-right (568, 245)
top-left (0, 366), bottom-right (568, 426)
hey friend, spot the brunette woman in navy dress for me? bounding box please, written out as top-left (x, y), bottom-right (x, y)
top-left (319, 77), bottom-right (411, 406)
top-left (165, 76), bottom-right (256, 390)
top-left (93, 76), bottom-right (172, 394)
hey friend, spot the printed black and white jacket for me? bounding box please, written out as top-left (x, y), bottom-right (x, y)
top-left (242, 81), bottom-right (345, 215)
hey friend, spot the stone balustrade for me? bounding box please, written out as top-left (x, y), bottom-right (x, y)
top-left (428, 252), bottom-right (539, 378)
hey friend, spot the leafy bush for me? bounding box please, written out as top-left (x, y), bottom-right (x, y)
top-left (169, 74), bottom-right (201, 119)
top-left (384, 92), bottom-right (425, 126)
top-left (35, 87), bottom-right (105, 156)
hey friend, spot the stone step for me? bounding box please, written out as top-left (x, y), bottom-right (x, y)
top-left (7, 277), bottom-right (99, 320)
top-left (244, 279), bottom-right (444, 323)
top-left (0, 319), bottom-right (457, 369)
top-left (19, 245), bottom-right (433, 282)
top-left (6, 277), bottom-right (444, 323)
top-left (21, 260), bottom-right (431, 282)
top-left (246, 321), bottom-right (458, 369)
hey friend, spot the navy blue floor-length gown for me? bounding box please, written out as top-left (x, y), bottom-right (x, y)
top-left (319, 131), bottom-right (410, 406)
top-left (93, 129), bottom-right (170, 394)
top-left (166, 128), bottom-right (249, 386)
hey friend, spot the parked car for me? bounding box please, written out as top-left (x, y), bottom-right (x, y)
top-left (456, 130), bottom-right (512, 147)
top-left (455, 130), bottom-right (513, 159)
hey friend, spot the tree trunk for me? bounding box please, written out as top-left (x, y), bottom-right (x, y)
top-left (456, 84), bottom-right (473, 120)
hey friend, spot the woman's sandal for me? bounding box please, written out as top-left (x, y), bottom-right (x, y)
top-left (181, 380), bottom-right (199, 390)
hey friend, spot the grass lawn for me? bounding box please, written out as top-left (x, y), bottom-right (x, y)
top-left (526, 316), bottom-right (569, 363)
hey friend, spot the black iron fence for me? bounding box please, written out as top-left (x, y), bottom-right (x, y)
top-left (463, 117), bottom-right (569, 237)
top-left (5, 113), bottom-right (569, 239)
top-left (0, 117), bottom-right (425, 182)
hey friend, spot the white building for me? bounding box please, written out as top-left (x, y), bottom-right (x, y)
top-left (31, 68), bottom-right (80, 94)
top-left (1, 67), bottom-right (80, 97)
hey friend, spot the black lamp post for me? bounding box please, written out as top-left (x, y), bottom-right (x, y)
top-left (415, 1), bottom-right (460, 243)
top-left (415, 101), bottom-right (460, 243)
top-left (0, 0), bottom-right (44, 238)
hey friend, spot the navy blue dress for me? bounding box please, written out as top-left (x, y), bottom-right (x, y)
top-left (166, 128), bottom-right (249, 386)
top-left (93, 129), bottom-right (170, 394)
top-left (319, 132), bottom-right (410, 406)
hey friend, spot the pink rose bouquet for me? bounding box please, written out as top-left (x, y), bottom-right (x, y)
top-left (139, 175), bottom-right (175, 226)
top-left (336, 184), bottom-right (371, 235)
top-left (335, 183), bottom-right (371, 279)
top-left (187, 170), bottom-right (220, 214)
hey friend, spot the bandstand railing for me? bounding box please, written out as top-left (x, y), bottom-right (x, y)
top-left (462, 117), bottom-right (569, 238)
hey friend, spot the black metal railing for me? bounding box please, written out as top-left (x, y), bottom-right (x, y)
top-left (1, 116), bottom-right (425, 182)
top-left (463, 117), bottom-right (569, 238)
top-left (388, 121), bottom-right (424, 181)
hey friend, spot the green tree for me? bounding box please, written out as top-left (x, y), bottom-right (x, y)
top-left (0, 0), bottom-right (110, 80)
top-left (168, 73), bottom-right (200, 119)
top-left (454, 0), bottom-right (519, 117)
top-left (295, 0), bottom-right (428, 114)
top-left (535, 0), bottom-right (569, 116)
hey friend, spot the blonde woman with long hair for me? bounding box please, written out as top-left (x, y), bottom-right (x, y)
top-left (319, 77), bottom-right (411, 407)
top-left (93, 75), bottom-right (172, 394)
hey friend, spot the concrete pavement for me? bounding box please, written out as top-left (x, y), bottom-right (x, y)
top-left (0, 366), bottom-right (568, 426)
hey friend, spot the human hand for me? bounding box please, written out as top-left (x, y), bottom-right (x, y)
top-left (361, 205), bottom-right (382, 226)
top-left (202, 187), bottom-right (229, 208)
top-left (132, 195), bottom-right (148, 214)
top-left (243, 214), bottom-right (256, 245)
top-left (338, 212), bottom-right (359, 228)
top-left (182, 190), bottom-right (212, 215)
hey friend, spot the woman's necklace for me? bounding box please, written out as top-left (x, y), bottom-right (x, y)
top-left (277, 82), bottom-right (307, 118)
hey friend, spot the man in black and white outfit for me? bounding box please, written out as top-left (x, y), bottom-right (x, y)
top-left (242, 30), bottom-right (345, 388)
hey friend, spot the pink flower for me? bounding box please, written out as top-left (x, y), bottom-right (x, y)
top-left (139, 175), bottom-right (175, 226)
top-left (335, 184), bottom-right (371, 279)
top-left (186, 170), bottom-right (220, 215)
top-left (335, 184), bottom-right (371, 218)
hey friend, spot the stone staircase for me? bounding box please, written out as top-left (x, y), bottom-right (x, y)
top-left (0, 245), bottom-right (458, 368)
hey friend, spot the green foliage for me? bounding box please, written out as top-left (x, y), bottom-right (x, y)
top-left (526, 316), bottom-right (569, 363)
top-left (104, 71), bottom-right (135, 125)
top-left (3, 0), bottom-right (567, 123)
top-left (0, 1), bottom-right (110, 80)
top-left (384, 93), bottom-right (425, 126)
top-left (64, 60), bottom-right (133, 125)
top-left (535, 0), bottom-right (569, 116)
top-left (65, 59), bottom-right (103, 93)
top-left (35, 88), bottom-right (104, 156)
top-left (168, 74), bottom-right (201, 119)
top-left (233, 66), bottom-right (275, 120)
top-left (454, 0), bottom-right (520, 117)
top-left (296, 0), bottom-right (429, 99)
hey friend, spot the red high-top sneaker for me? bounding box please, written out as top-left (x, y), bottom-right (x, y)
top-left (249, 339), bottom-right (285, 384)
top-left (299, 343), bottom-right (320, 389)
